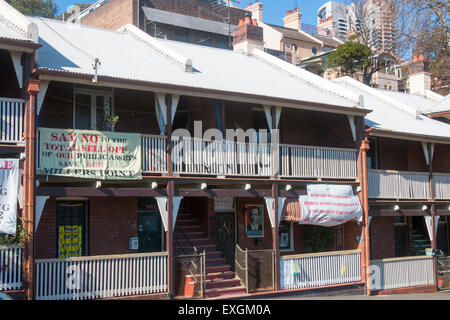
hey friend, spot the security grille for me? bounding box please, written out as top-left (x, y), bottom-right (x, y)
top-left (73, 90), bottom-right (114, 131)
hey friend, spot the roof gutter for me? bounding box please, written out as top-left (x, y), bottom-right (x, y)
top-left (34, 68), bottom-right (371, 117)
top-left (365, 128), bottom-right (450, 145)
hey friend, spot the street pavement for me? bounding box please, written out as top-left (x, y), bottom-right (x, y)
top-left (252, 290), bottom-right (450, 300)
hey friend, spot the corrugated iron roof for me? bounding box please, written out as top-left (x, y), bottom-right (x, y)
top-left (334, 77), bottom-right (450, 142)
top-left (31, 17), bottom-right (360, 111)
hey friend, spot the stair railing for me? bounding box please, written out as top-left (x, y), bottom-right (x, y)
top-left (235, 244), bottom-right (249, 293)
top-left (174, 223), bottom-right (205, 298)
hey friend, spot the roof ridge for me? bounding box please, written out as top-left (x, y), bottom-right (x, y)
top-left (334, 76), bottom-right (421, 119)
top-left (252, 49), bottom-right (361, 106)
top-left (118, 24), bottom-right (193, 72)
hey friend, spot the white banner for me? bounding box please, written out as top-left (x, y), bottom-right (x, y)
top-left (0, 159), bottom-right (19, 234)
top-left (298, 184), bottom-right (363, 227)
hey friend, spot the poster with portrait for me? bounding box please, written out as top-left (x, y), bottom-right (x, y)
top-left (246, 204), bottom-right (264, 238)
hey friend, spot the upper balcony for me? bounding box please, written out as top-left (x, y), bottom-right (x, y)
top-left (0, 97), bottom-right (25, 144)
top-left (37, 130), bottom-right (359, 180)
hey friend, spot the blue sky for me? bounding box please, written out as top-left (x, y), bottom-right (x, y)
top-left (54, 0), bottom-right (350, 26)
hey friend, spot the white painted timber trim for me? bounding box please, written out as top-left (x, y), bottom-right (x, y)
top-left (252, 48), bottom-right (361, 106)
top-left (118, 24), bottom-right (193, 72)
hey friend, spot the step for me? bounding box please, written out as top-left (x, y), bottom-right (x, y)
top-left (175, 219), bottom-right (198, 226)
top-left (206, 265), bottom-right (231, 274)
top-left (176, 225), bottom-right (202, 232)
top-left (174, 231), bottom-right (205, 240)
top-left (205, 258), bottom-right (227, 267)
top-left (205, 278), bottom-right (242, 290)
top-left (205, 286), bottom-right (247, 299)
top-left (175, 238), bottom-right (211, 246)
top-left (205, 271), bottom-right (236, 281)
top-left (414, 239), bottom-right (430, 244)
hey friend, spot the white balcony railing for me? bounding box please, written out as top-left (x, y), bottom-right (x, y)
top-left (172, 137), bottom-right (272, 177)
top-left (368, 169), bottom-right (430, 199)
top-left (36, 127), bottom-right (361, 180)
top-left (279, 144), bottom-right (358, 179)
top-left (0, 245), bottom-right (22, 291)
top-left (434, 173), bottom-right (450, 200)
top-left (370, 256), bottom-right (434, 291)
top-left (0, 97), bottom-right (25, 143)
top-left (141, 134), bottom-right (167, 174)
top-left (280, 250), bottom-right (361, 290)
top-left (35, 252), bottom-right (168, 300)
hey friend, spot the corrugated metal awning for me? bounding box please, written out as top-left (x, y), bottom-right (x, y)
top-left (142, 7), bottom-right (237, 36)
top-left (282, 197), bottom-right (302, 223)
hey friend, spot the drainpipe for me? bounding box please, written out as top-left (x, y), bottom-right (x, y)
top-left (361, 131), bottom-right (371, 296)
top-left (23, 78), bottom-right (39, 300)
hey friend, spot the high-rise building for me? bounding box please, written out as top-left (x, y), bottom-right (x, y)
top-left (318, 0), bottom-right (396, 53)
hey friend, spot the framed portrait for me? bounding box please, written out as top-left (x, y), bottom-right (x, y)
top-left (246, 204), bottom-right (264, 238)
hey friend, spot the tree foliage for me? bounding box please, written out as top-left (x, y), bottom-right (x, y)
top-left (6, 0), bottom-right (59, 19)
top-left (328, 40), bottom-right (394, 85)
top-left (396, 0), bottom-right (449, 94)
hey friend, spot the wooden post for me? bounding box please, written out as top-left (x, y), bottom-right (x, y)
top-left (165, 93), bottom-right (175, 299)
top-left (270, 106), bottom-right (280, 291)
top-left (272, 182), bottom-right (280, 291)
top-left (23, 79), bottom-right (39, 300)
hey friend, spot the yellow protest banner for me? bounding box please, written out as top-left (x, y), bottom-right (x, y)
top-left (58, 225), bottom-right (82, 258)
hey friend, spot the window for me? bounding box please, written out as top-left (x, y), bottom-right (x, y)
top-left (147, 22), bottom-right (167, 39)
top-left (73, 89), bottom-right (114, 131)
top-left (174, 27), bottom-right (188, 43)
top-left (279, 221), bottom-right (294, 252)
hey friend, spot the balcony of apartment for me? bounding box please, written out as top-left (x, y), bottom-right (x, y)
top-left (36, 82), bottom-right (361, 182)
top-left (0, 49), bottom-right (26, 145)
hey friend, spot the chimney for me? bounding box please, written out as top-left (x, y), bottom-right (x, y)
top-left (246, 2), bottom-right (263, 23)
top-left (408, 55), bottom-right (431, 96)
top-left (283, 7), bottom-right (302, 31)
top-left (233, 11), bottom-right (264, 55)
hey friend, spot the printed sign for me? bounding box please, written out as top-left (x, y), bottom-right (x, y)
top-left (0, 159), bottom-right (19, 234)
top-left (38, 128), bottom-right (142, 180)
top-left (214, 197), bottom-right (234, 211)
top-left (298, 184), bottom-right (363, 227)
top-left (58, 225), bottom-right (82, 258)
top-left (246, 204), bottom-right (264, 238)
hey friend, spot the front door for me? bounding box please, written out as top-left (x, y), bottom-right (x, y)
top-left (214, 212), bottom-right (236, 269)
top-left (138, 211), bottom-right (162, 253)
top-left (56, 201), bottom-right (87, 258)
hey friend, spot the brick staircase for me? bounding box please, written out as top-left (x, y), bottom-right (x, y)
top-left (174, 212), bottom-right (246, 299)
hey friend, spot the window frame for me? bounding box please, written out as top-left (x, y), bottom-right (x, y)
top-left (279, 221), bottom-right (294, 253)
top-left (73, 88), bottom-right (115, 131)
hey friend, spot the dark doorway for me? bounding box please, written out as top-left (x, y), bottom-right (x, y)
top-left (394, 216), bottom-right (409, 257)
top-left (213, 212), bottom-right (236, 269)
top-left (56, 201), bottom-right (88, 258)
top-left (437, 217), bottom-right (449, 255)
top-left (138, 211), bottom-right (163, 253)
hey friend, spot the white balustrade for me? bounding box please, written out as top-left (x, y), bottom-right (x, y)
top-left (0, 245), bottom-right (22, 290)
top-left (279, 144), bottom-right (358, 179)
top-left (0, 97), bottom-right (24, 143)
top-left (35, 252), bottom-right (168, 300)
top-left (368, 169), bottom-right (430, 199)
top-left (370, 256), bottom-right (434, 291)
top-left (280, 250), bottom-right (361, 290)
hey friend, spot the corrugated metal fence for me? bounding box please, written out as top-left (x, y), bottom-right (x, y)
top-left (0, 245), bottom-right (22, 290)
top-left (370, 256), bottom-right (434, 291)
top-left (280, 250), bottom-right (361, 290)
top-left (35, 252), bottom-right (168, 300)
